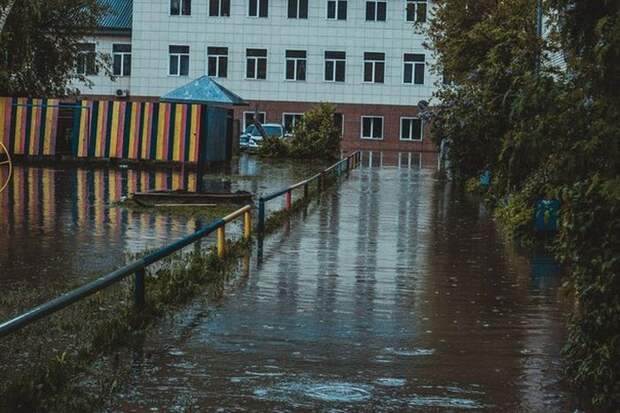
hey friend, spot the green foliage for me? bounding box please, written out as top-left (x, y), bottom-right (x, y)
top-left (426, 0), bottom-right (620, 407)
top-left (0, 0), bottom-right (106, 96)
top-left (259, 103), bottom-right (342, 161)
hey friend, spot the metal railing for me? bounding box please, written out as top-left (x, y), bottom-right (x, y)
top-left (0, 205), bottom-right (253, 338)
top-left (257, 151), bottom-right (361, 233)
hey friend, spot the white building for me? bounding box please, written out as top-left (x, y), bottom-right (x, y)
top-left (78, 0), bottom-right (439, 151)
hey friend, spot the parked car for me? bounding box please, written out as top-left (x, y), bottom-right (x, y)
top-left (240, 124), bottom-right (285, 151)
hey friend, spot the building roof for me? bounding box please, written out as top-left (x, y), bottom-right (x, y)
top-left (99, 0), bottom-right (132, 32)
top-left (161, 76), bottom-right (247, 106)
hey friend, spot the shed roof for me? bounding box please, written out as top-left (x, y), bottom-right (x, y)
top-left (161, 76), bottom-right (247, 106)
top-left (99, 0), bottom-right (132, 32)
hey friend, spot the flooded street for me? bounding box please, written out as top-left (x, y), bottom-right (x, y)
top-left (105, 154), bottom-right (573, 412)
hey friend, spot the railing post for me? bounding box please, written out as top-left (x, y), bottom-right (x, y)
top-left (258, 198), bottom-right (265, 233)
top-left (134, 268), bottom-right (145, 309)
top-left (285, 190), bottom-right (292, 209)
top-left (217, 225), bottom-right (225, 257)
top-left (244, 210), bottom-right (252, 240)
top-left (303, 182), bottom-right (309, 199)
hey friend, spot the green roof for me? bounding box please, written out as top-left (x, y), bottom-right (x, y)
top-left (99, 0), bottom-right (132, 32)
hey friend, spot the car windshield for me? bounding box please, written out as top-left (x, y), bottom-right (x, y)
top-left (263, 126), bottom-right (281, 137)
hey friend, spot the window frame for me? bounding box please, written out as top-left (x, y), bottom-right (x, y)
top-left (170, 0), bottom-right (192, 16)
top-left (403, 52), bottom-right (425, 85)
top-left (76, 43), bottom-right (97, 76)
top-left (288, 0), bottom-right (308, 19)
top-left (363, 52), bottom-right (385, 84)
top-left (245, 48), bottom-right (268, 80)
top-left (326, 0), bottom-right (347, 20)
top-left (112, 43), bottom-right (131, 77)
top-left (399, 117), bottom-right (424, 141)
top-left (248, 0), bottom-right (269, 17)
top-left (360, 116), bottom-right (384, 140)
top-left (282, 112), bottom-right (304, 134)
top-left (169, 45), bottom-right (190, 77)
top-left (209, 0), bottom-right (231, 16)
top-left (207, 47), bottom-right (228, 78)
top-left (334, 112), bottom-right (345, 136)
top-left (285, 50), bottom-right (307, 81)
top-left (405, 0), bottom-right (427, 23)
top-left (365, 0), bottom-right (387, 22)
top-left (324, 51), bottom-right (346, 82)
top-left (243, 111), bottom-right (267, 130)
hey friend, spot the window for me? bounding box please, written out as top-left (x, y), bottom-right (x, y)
top-left (334, 113), bottom-right (344, 136)
top-left (403, 53), bottom-right (425, 84)
top-left (288, 0), bottom-right (308, 18)
top-left (209, 0), bottom-right (230, 16)
top-left (243, 111), bottom-right (266, 130)
top-left (325, 51), bottom-right (345, 82)
top-left (327, 0), bottom-right (347, 20)
top-left (366, 1), bottom-right (386, 21)
top-left (112, 44), bottom-right (131, 77)
top-left (285, 50), bottom-right (306, 81)
top-left (363, 52), bottom-right (385, 83)
top-left (77, 43), bottom-right (97, 76)
top-left (171, 0), bottom-right (191, 15)
top-left (207, 47), bottom-right (228, 78)
top-left (406, 0), bottom-right (427, 23)
top-left (246, 49), bottom-right (267, 79)
top-left (283, 113), bottom-right (303, 134)
top-left (249, 0), bottom-right (268, 17)
top-left (169, 45), bottom-right (190, 76)
top-left (400, 117), bottom-right (423, 141)
top-left (361, 116), bottom-right (383, 140)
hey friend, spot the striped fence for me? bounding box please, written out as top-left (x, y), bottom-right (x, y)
top-left (0, 97), bottom-right (60, 157)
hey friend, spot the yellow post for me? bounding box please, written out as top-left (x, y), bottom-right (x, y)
top-left (217, 225), bottom-right (225, 257)
top-left (244, 210), bottom-right (252, 240)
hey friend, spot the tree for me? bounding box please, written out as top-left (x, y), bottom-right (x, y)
top-left (0, 0), bottom-right (106, 96)
top-left (0, 0), bottom-right (15, 33)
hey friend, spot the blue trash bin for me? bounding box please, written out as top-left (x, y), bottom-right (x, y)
top-left (534, 199), bottom-right (560, 232)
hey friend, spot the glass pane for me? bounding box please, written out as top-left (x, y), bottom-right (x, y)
top-left (406, 2), bottom-right (415, 21)
top-left (299, 0), bottom-right (308, 18)
top-left (244, 113), bottom-right (253, 128)
top-left (249, 0), bottom-right (257, 16)
top-left (372, 118), bottom-right (382, 138)
top-left (325, 60), bottom-right (333, 81)
top-left (364, 62), bottom-right (373, 82)
top-left (209, 0), bottom-right (219, 16)
top-left (77, 55), bottom-right (85, 75)
top-left (288, 0), bottom-right (297, 18)
top-left (113, 54), bottom-right (122, 76)
top-left (327, 1), bottom-right (335, 18)
top-left (180, 55), bottom-right (189, 75)
top-left (412, 119), bottom-right (422, 139)
top-left (417, 3), bottom-right (427, 22)
top-left (366, 1), bottom-right (375, 20)
top-left (401, 119), bottom-right (411, 140)
top-left (286, 60), bottom-right (295, 79)
top-left (362, 118), bottom-right (371, 138)
top-left (124, 54), bottom-right (131, 76)
top-left (246, 59), bottom-right (255, 78)
top-left (375, 62), bottom-right (384, 83)
top-left (338, 1), bottom-right (347, 19)
top-left (257, 58), bottom-right (267, 79)
top-left (86, 54), bottom-right (97, 75)
top-left (404, 63), bottom-right (413, 83)
top-left (170, 55), bottom-right (178, 75)
top-left (182, 0), bottom-right (191, 15)
top-left (336, 60), bottom-right (345, 81)
top-left (208, 56), bottom-right (217, 76)
top-left (258, 113), bottom-right (265, 123)
top-left (171, 0), bottom-right (180, 15)
top-left (219, 57), bottom-right (228, 77)
top-left (297, 60), bottom-right (306, 80)
top-left (414, 63), bottom-right (425, 84)
top-left (259, 0), bottom-right (268, 17)
top-left (222, 0), bottom-right (230, 15)
top-left (377, 2), bottom-right (386, 21)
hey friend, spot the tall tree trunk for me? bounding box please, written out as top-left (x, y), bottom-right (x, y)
top-left (0, 0), bottom-right (15, 33)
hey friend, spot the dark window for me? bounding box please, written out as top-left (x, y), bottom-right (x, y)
top-left (77, 43), bottom-right (97, 76)
top-left (112, 44), bottom-right (131, 77)
top-left (249, 0), bottom-right (268, 17)
top-left (244, 111), bottom-right (266, 129)
top-left (327, 0), bottom-right (347, 20)
top-left (361, 116), bottom-right (383, 139)
top-left (207, 47), bottom-right (228, 78)
top-left (169, 45), bottom-right (190, 76)
top-left (285, 50), bottom-right (306, 81)
top-left (366, 1), bottom-right (386, 21)
top-left (246, 48), bottom-right (267, 79)
top-left (325, 51), bottom-right (346, 82)
top-left (333, 113), bottom-right (344, 136)
top-left (288, 0), bottom-right (308, 18)
top-left (363, 52), bottom-right (385, 83)
top-left (403, 53), bottom-right (425, 84)
top-left (401, 117), bottom-right (423, 140)
top-left (406, 0), bottom-right (427, 23)
top-left (171, 0), bottom-right (191, 15)
top-left (283, 113), bottom-right (303, 134)
top-left (209, 0), bottom-right (230, 16)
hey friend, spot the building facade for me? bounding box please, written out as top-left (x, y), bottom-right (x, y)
top-left (78, 0), bottom-right (439, 152)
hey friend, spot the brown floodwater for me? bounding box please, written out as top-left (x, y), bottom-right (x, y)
top-left (102, 152), bottom-right (575, 412)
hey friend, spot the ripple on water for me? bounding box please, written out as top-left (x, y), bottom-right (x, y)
top-left (408, 395), bottom-right (483, 409)
top-left (252, 380), bottom-right (373, 404)
top-left (374, 378), bottom-right (407, 387)
top-left (384, 347), bottom-right (435, 356)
